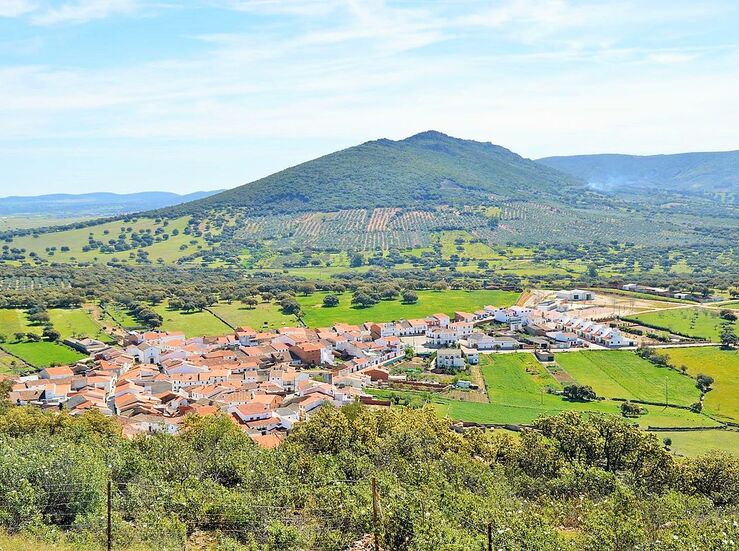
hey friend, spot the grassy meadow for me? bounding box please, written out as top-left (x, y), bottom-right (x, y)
top-left (555, 350), bottom-right (700, 406)
top-left (630, 307), bottom-right (737, 341)
top-left (5, 216), bottom-right (208, 265)
top-left (375, 352), bottom-right (718, 429)
top-left (209, 300), bottom-right (296, 330)
top-left (152, 301), bottom-right (233, 338)
top-left (297, 289), bottom-right (520, 326)
top-left (663, 347), bottom-right (739, 422)
top-left (0, 309), bottom-right (42, 338)
top-left (48, 306), bottom-right (114, 342)
top-left (1, 341), bottom-right (86, 368)
top-left (658, 429), bottom-right (739, 457)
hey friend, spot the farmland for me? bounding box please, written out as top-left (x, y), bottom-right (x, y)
top-left (629, 307), bottom-right (737, 341)
top-left (209, 300), bottom-right (296, 330)
top-left (554, 350), bottom-right (700, 406)
top-left (48, 307), bottom-right (114, 342)
top-left (1, 341), bottom-right (85, 368)
top-left (297, 289), bottom-right (520, 326)
top-left (658, 429), bottom-right (739, 457)
top-left (3, 216), bottom-right (210, 265)
top-left (0, 309), bottom-right (41, 337)
top-left (663, 347), bottom-right (739, 422)
top-left (152, 301), bottom-right (233, 338)
top-left (375, 352), bottom-right (719, 429)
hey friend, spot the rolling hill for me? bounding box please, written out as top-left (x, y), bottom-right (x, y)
top-left (537, 150), bottom-right (739, 194)
top-left (163, 131), bottom-right (584, 215)
top-left (1, 132), bottom-right (737, 269)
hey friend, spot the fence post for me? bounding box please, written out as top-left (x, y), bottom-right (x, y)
top-left (107, 479), bottom-right (112, 551)
top-left (487, 522), bottom-right (492, 551)
top-left (372, 477), bottom-right (381, 551)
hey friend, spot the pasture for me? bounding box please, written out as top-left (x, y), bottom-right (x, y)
top-left (425, 353), bottom-right (716, 428)
top-left (0, 349), bottom-right (24, 375)
top-left (658, 429), bottom-right (739, 457)
top-left (1, 341), bottom-right (85, 368)
top-left (152, 302), bottom-right (232, 338)
top-left (48, 307), bottom-right (113, 342)
top-left (663, 347), bottom-right (739, 422)
top-left (0, 309), bottom-right (41, 338)
top-left (5, 216), bottom-right (208, 265)
top-left (555, 350), bottom-right (700, 406)
top-left (297, 289), bottom-right (520, 327)
top-left (630, 307), bottom-right (736, 341)
top-left (209, 300), bottom-right (296, 330)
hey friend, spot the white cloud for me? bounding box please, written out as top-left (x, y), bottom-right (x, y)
top-left (0, 0), bottom-right (36, 17)
top-left (30, 0), bottom-right (138, 25)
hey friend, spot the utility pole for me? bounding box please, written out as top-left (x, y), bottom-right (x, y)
top-left (107, 479), bottom-right (112, 551)
top-left (371, 477), bottom-right (381, 551)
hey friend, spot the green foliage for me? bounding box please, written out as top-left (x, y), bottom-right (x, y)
top-left (0, 405), bottom-right (737, 550)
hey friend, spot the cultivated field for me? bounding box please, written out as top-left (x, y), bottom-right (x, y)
top-left (555, 350), bottom-right (700, 406)
top-left (663, 347), bottom-right (739, 422)
top-left (297, 289), bottom-right (520, 326)
top-left (630, 307), bottom-right (737, 341)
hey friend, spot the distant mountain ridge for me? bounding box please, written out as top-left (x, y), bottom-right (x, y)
top-left (537, 150), bottom-right (739, 194)
top-left (0, 190), bottom-right (223, 217)
top-left (163, 131), bottom-right (584, 216)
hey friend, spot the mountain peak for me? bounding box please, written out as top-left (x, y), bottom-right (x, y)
top-left (159, 132), bottom-right (581, 217)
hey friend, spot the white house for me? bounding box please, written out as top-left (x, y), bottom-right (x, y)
top-left (461, 347), bottom-right (479, 364)
top-left (556, 289), bottom-right (594, 302)
top-left (436, 348), bottom-right (464, 369)
top-left (489, 336), bottom-right (520, 350)
top-left (466, 333), bottom-right (496, 350)
top-left (426, 327), bottom-right (459, 347)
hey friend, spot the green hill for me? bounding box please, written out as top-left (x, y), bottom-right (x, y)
top-left (538, 150), bottom-right (739, 194)
top-left (164, 131), bottom-right (584, 215)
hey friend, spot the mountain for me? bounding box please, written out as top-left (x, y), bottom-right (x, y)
top-left (0, 190), bottom-right (223, 217)
top-left (537, 150), bottom-right (739, 194)
top-left (166, 131), bottom-right (583, 215)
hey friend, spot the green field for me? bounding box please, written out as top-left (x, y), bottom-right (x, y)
top-left (48, 307), bottom-right (113, 342)
top-left (152, 301), bottom-right (232, 338)
top-left (657, 429), bottom-right (739, 457)
top-left (1, 341), bottom-right (86, 368)
top-left (209, 300), bottom-right (296, 330)
top-left (630, 307), bottom-right (737, 341)
top-left (0, 349), bottom-right (24, 375)
top-left (297, 289), bottom-right (520, 326)
top-left (6, 216), bottom-right (208, 265)
top-left (0, 309), bottom-right (42, 338)
top-left (373, 352), bottom-right (718, 428)
top-left (663, 347), bottom-right (739, 422)
top-left (555, 350), bottom-right (700, 406)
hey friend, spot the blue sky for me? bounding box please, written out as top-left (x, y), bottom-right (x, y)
top-left (1, 0), bottom-right (738, 197)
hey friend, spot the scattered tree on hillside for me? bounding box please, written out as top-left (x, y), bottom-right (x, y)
top-left (402, 290), bottom-right (418, 304)
top-left (322, 294), bottom-right (340, 308)
top-left (562, 384), bottom-right (597, 402)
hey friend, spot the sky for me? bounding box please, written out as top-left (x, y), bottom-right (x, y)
top-left (1, 0), bottom-right (738, 197)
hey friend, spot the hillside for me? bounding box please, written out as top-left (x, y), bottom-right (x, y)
top-left (0, 190), bottom-right (222, 217)
top-left (1, 132), bottom-right (737, 272)
top-left (538, 150), bottom-right (739, 194)
top-left (165, 131), bottom-right (584, 215)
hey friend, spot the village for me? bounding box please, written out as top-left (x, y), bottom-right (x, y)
top-left (6, 289), bottom-right (639, 446)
